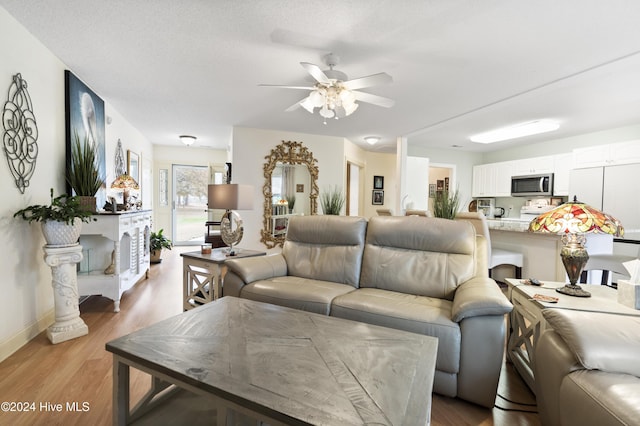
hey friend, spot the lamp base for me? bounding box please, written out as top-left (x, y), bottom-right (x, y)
top-left (556, 284), bottom-right (591, 298)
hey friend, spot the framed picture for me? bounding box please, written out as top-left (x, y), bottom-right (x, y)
top-left (429, 184), bottom-right (436, 198)
top-left (128, 150), bottom-right (139, 183)
top-left (373, 175), bottom-right (384, 190)
top-left (372, 190), bottom-right (384, 205)
top-left (65, 70), bottom-right (106, 206)
top-left (296, 184), bottom-right (304, 193)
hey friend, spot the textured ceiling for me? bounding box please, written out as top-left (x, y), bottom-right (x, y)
top-left (2, 0), bottom-right (640, 153)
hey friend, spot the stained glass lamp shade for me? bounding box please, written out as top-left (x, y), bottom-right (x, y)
top-left (111, 173), bottom-right (139, 208)
top-left (528, 197), bottom-right (623, 297)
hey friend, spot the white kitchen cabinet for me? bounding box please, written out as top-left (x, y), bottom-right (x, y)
top-left (77, 210), bottom-right (152, 312)
top-left (552, 153), bottom-right (572, 196)
top-left (573, 140), bottom-right (640, 169)
top-left (472, 162), bottom-right (513, 197)
top-left (569, 167), bottom-right (604, 208)
top-left (512, 155), bottom-right (555, 176)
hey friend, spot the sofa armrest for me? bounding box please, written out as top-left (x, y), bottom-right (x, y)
top-left (542, 309), bottom-right (640, 377)
top-left (225, 254), bottom-right (288, 284)
top-left (451, 277), bottom-right (513, 322)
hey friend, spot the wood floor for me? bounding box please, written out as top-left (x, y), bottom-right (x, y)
top-left (0, 247), bottom-right (541, 426)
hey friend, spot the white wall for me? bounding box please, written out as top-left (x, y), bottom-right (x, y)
top-left (0, 7), bottom-right (152, 360)
top-left (232, 127), bottom-right (348, 253)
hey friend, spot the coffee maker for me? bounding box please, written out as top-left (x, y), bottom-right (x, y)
top-left (476, 198), bottom-right (495, 218)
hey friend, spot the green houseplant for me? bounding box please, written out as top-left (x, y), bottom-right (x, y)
top-left (66, 131), bottom-right (104, 212)
top-left (432, 188), bottom-right (462, 220)
top-left (14, 188), bottom-right (95, 246)
top-left (320, 186), bottom-right (345, 215)
top-left (150, 229), bottom-right (172, 263)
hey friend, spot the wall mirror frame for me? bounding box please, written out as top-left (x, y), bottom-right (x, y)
top-left (260, 140), bottom-right (319, 248)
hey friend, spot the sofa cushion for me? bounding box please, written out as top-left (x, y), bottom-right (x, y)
top-left (543, 309), bottom-right (640, 377)
top-left (282, 216), bottom-right (367, 287)
top-left (240, 276), bottom-right (356, 315)
top-left (560, 370), bottom-right (640, 426)
top-left (360, 216), bottom-right (476, 300)
top-left (331, 288), bottom-right (460, 374)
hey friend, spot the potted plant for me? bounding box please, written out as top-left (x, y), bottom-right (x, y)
top-left (14, 188), bottom-right (95, 246)
top-left (320, 186), bottom-right (345, 215)
top-left (66, 130), bottom-right (104, 212)
top-left (432, 188), bottom-right (462, 220)
top-left (285, 194), bottom-right (296, 214)
top-left (150, 229), bottom-right (172, 263)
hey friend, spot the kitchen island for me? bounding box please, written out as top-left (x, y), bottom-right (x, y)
top-left (486, 218), bottom-right (615, 283)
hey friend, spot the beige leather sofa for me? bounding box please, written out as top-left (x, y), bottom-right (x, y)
top-left (224, 215), bottom-right (513, 407)
top-left (535, 309), bottom-right (640, 426)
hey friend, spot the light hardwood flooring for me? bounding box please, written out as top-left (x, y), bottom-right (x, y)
top-left (0, 246), bottom-right (540, 425)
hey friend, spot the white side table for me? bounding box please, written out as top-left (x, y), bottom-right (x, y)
top-left (43, 244), bottom-right (88, 344)
top-left (505, 278), bottom-right (640, 393)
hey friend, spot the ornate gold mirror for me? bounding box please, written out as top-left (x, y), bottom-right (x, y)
top-left (260, 140), bottom-right (319, 248)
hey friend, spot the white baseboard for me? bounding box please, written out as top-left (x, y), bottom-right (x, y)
top-left (0, 308), bottom-right (54, 363)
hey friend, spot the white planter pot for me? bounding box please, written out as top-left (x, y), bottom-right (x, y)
top-left (41, 218), bottom-right (83, 247)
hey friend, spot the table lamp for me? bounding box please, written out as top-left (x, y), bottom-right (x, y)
top-left (208, 184), bottom-right (254, 255)
top-left (111, 173), bottom-right (139, 210)
top-left (528, 197), bottom-right (623, 297)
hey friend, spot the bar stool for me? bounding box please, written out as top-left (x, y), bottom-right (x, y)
top-left (579, 253), bottom-right (635, 286)
top-left (455, 212), bottom-right (523, 279)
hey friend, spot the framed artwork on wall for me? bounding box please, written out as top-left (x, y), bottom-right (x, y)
top-left (372, 190), bottom-right (384, 205)
top-left (128, 150), bottom-right (139, 183)
top-left (429, 184), bottom-right (436, 198)
top-left (65, 70), bottom-right (106, 207)
top-left (373, 175), bottom-right (384, 189)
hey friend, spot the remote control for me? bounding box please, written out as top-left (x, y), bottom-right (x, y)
top-left (529, 278), bottom-right (541, 286)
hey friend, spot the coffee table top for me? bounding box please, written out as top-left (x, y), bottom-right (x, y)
top-left (106, 297), bottom-right (438, 426)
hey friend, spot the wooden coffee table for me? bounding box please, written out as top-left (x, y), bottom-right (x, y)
top-left (106, 297), bottom-right (438, 425)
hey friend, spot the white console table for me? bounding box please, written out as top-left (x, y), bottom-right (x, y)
top-left (78, 210), bottom-right (152, 312)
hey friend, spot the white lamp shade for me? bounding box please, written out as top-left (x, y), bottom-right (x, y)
top-left (208, 184), bottom-right (254, 210)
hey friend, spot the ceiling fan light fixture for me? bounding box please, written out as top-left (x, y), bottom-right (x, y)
top-left (300, 97), bottom-right (315, 113)
top-left (344, 102), bottom-right (359, 116)
top-left (470, 119), bottom-right (560, 143)
top-left (309, 90), bottom-right (325, 107)
top-left (180, 135), bottom-right (197, 146)
top-left (319, 106), bottom-right (335, 119)
top-left (364, 136), bottom-right (380, 145)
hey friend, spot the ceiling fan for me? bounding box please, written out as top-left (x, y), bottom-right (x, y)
top-left (260, 54), bottom-right (395, 123)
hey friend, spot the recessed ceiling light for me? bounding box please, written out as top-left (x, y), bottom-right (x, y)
top-left (470, 120), bottom-right (560, 144)
top-left (364, 136), bottom-right (380, 145)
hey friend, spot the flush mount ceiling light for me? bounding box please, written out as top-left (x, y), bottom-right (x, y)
top-left (364, 136), bottom-right (380, 145)
top-left (179, 135), bottom-right (196, 146)
top-left (260, 54), bottom-right (395, 125)
top-left (470, 120), bottom-right (560, 144)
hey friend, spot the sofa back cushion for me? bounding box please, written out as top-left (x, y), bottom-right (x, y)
top-left (283, 215), bottom-right (367, 287)
top-left (361, 216), bottom-right (476, 300)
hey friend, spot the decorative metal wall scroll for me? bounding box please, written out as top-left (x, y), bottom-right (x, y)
top-left (2, 73), bottom-right (39, 193)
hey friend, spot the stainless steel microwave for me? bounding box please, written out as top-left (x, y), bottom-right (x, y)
top-left (511, 173), bottom-right (554, 197)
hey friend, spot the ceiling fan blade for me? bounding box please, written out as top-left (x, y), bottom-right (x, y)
top-left (300, 62), bottom-right (331, 84)
top-left (285, 101), bottom-right (303, 112)
top-left (342, 72), bottom-right (393, 90)
top-left (259, 84), bottom-right (314, 90)
top-left (352, 91), bottom-right (395, 108)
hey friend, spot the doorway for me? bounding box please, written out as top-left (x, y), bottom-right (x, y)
top-left (428, 164), bottom-right (456, 212)
top-left (172, 164), bottom-right (209, 245)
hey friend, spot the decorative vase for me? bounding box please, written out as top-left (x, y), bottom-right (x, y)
top-left (41, 218), bottom-right (82, 247)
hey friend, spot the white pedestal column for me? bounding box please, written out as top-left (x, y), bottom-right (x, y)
top-left (43, 245), bottom-right (88, 344)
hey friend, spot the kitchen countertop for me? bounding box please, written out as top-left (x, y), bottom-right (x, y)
top-left (487, 218), bottom-right (532, 232)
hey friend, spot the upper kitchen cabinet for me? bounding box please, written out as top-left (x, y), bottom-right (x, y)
top-left (512, 155), bottom-right (555, 176)
top-left (472, 162), bottom-right (513, 197)
top-left (573, 140), bottom-right (640, 169)
top-left (552, 153), bottom-right (572, 196)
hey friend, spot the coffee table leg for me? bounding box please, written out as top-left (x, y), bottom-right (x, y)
top-left (113, 355), bottom-right (130, 425)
